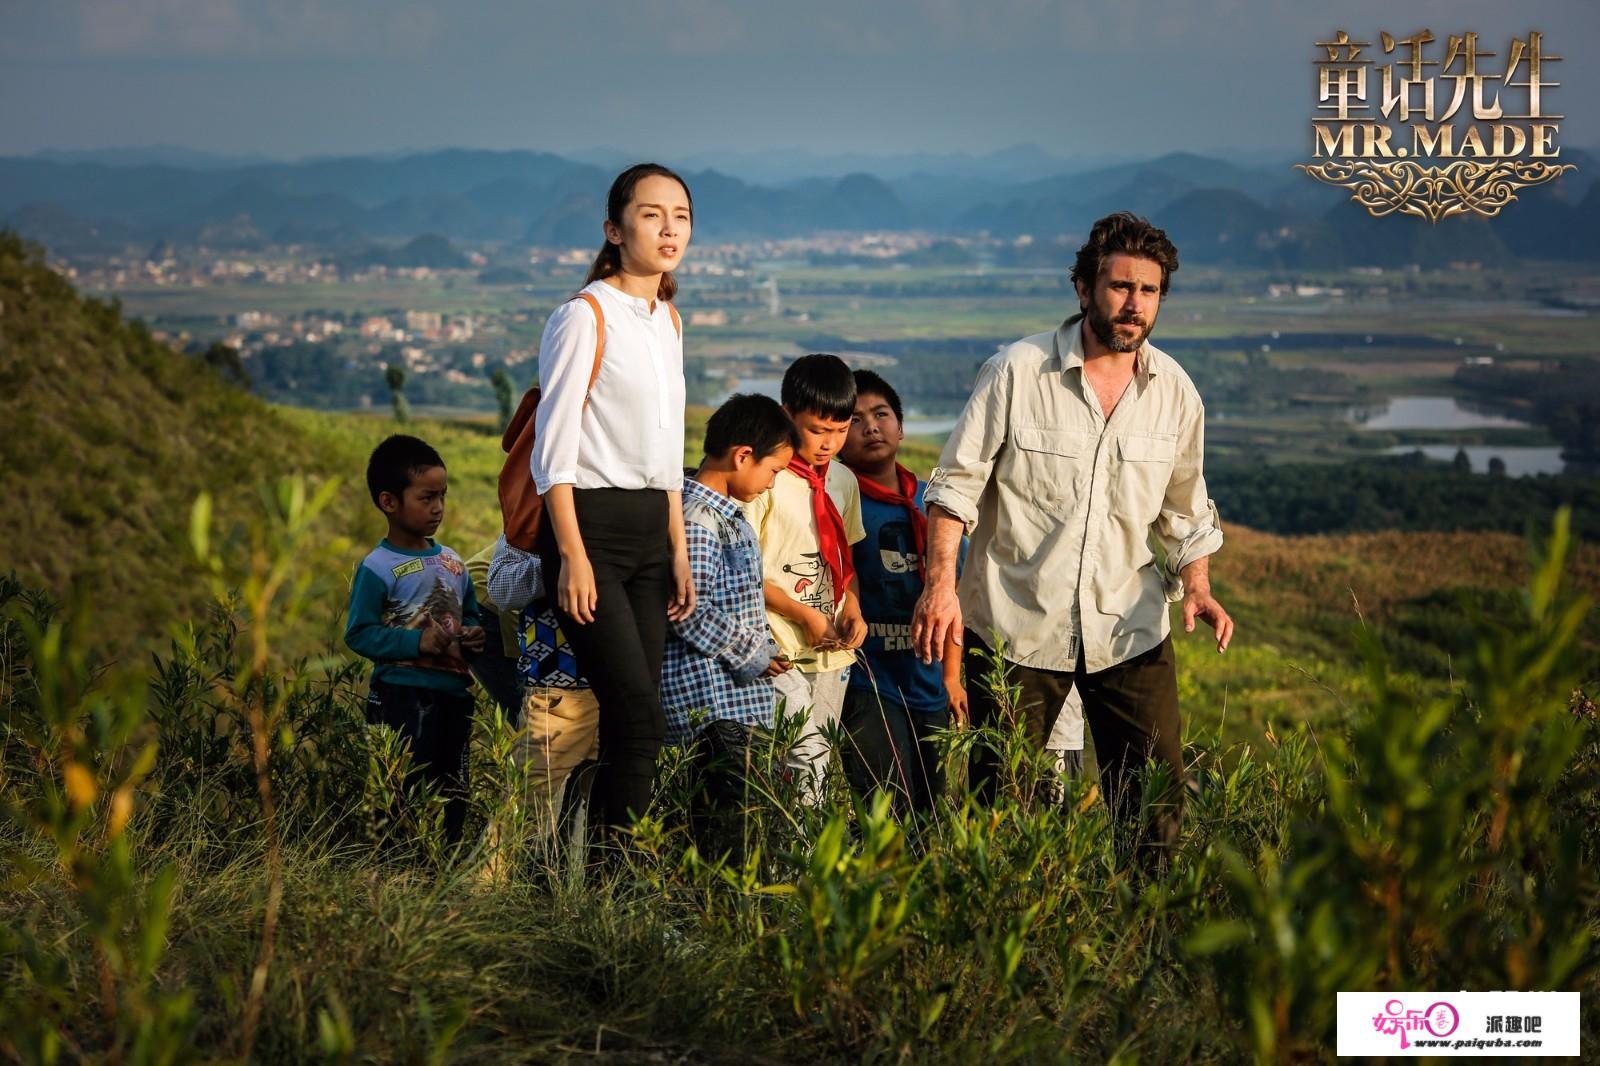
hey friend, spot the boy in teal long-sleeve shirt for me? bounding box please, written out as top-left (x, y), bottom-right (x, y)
top-left (346, 434), bottom-right (485, 843)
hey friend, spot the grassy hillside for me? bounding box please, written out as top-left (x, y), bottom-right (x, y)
top-left (4, 490), bottom-right (1596, 1062)
top-left (5, 231), bottom-right (1600, 1062)
top-left (2, 233), bottom-right (330, 635)
top-left (0, 232), bottom-right (510, 652)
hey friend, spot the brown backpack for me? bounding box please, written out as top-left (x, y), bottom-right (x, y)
top-left (498, 293), bottom-right (681, 550)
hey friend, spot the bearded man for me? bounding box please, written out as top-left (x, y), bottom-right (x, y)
top-left (912, 211), bottom-right (1233, 864)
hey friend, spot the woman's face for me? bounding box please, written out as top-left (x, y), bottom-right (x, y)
top-left (606, 174), bottom-right (692, 277)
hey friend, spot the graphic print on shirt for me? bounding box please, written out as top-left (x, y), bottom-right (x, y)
top-left (783, 553), bottom-right (834, 616)
top-left (379, 566), bottom-right (469, 674)
top-left (520, 607), bottom-right (585, 689)
top-left (872, 518), bottom-right (921, 617)
top-left (382, 576), bottom-right (464, 637)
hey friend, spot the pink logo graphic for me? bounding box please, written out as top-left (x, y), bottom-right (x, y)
top-left (1372, 999), bottom-right (1460, 1049)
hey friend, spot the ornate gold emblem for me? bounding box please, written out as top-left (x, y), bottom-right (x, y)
top-left (1296, 159), bottom-right (1577, 222)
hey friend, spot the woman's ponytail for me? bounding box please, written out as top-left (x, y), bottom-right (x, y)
top-left (583, 242), bottom-right (622, 289)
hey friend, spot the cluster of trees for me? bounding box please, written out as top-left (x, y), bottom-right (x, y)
top-left (1176, 344), bottom-right (1367, 414)
top-left (800, 335), bottom-right (994, 414)
top-left (801, 337), bottom-right (1369, 422)
top-left (1212, 453), bottom-right (1600, 537)
top-left (1456, 360), bottom-right (1600, 459)
top-left (336, 233), bottom-right (470, 272)
top-left (237, 341), bottom-right (373, 407)
top-left (782, 274), bottom-right (1070, 299)
top-left (205, 339), bottom-right (510, 412)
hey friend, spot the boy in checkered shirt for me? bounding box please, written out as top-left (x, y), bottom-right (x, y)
top-left (661, 395), bottom-right (798, 772)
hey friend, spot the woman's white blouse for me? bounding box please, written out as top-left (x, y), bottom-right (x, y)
top-left (530, 279), bottom-right (687, 493)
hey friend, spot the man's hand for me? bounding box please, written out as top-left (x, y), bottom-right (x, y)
top-left (459, 625), bottom-right (487, 654)
top-left (1178, 555), bottom-right (1232, 652)
top-left (912, 582), bottom-right (962, 665)
top-left (913, 505), bottom-right (967, 665)
top-left (762, 656), bottom-right (794, 678)
top-left (1182, 589), bottom-right (1234, 652)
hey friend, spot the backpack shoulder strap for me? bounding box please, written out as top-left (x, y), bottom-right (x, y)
top-left (573, 292), bottom-right (605, 405)
top-left (667, 302), bottom-right (681, 338)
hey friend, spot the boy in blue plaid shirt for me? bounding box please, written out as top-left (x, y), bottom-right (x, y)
top-left (662, 395), bottom-right (799, 768)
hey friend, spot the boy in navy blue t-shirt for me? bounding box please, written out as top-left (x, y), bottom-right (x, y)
top-left (346, 434), bottom-right (485, 843)
top-left (838, 371), bottom-right (964, 815)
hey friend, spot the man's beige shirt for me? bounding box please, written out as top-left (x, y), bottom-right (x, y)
top-left (924, 318), bottom-right (1223, 674)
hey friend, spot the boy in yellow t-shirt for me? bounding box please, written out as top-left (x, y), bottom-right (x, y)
top-left (743, 354), bottom-right (868, 805)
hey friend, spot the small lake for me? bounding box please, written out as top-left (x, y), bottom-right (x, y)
top-left (903, 415), bottom-right (959, 436)
top-left (1354, 396), bottom-right (1569, 475)
top-left (715, 375), bottom-right (783, 402)
top-left (1385, 445), bottom-right (1567, 477)
top-left (1350, 396), bottom-right (1533, 432)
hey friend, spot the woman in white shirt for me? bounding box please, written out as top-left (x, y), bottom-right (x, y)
top-left (531, 163), bottom-right (696, 841)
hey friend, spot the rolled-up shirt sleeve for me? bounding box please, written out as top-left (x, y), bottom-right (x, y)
top-left (923, 353), bottom-right (1011, 534)
top-left (1156, 403), bottom-right (1223, 598)
top-left (530, 299), bottom-right (597, 494)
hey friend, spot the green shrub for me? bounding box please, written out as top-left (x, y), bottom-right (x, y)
top-left (3, 504), bottom-right (1597, 1062)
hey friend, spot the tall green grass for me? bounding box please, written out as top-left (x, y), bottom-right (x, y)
top-left (2, 494), bottom-right (1597, 1063)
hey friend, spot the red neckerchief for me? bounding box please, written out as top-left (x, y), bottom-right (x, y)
top-left (853, 464), bottom-right (927, 579)
top-left (786, 455), bottom-right (856, 606)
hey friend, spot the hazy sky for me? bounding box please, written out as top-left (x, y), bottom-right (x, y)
top-left (2, 0), bottom-right (1596, 161)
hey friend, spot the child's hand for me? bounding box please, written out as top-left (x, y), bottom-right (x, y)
top-left (762, 656), bottom-right (794, 678)
top-left (799, 606), bottom-right (839, 649)
top-left (837, 604), bottom-right (868, 650)
top-left (459, 625), bottom-right (487, 654)
top-left (418, 613), bottom-right (453, 656)
top-left (946, 679), bottom-right (970, 729)
top-left (942, 635), bottom-right (965, 726)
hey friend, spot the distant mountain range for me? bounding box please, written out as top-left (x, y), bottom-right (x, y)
top-left (3, 145), bottom-right (1596, 267)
